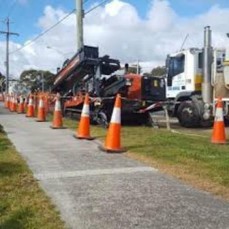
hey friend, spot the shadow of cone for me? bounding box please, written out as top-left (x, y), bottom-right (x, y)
top-left (50, 95), bottom-right (66, 129)
top-left (26, 95), bottom-right (35, 117)
top-left (99, 94), bottom-right (126, 153)
top-left (211, 98), bottom-right (226, 144)
top-left (17, 96), bottom-right (25, 114)
top-left (36, 96), bottom-right (46, 122)
top-left (74, 93), bottom-right (94, 140)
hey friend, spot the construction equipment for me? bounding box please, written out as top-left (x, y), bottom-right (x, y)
top-left (52, 46), bottom-right (166, 126)
top-left (163, 26), bottom-right (229, 127)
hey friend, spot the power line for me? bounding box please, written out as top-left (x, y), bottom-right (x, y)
top-left (85, 0), bottom-right (110, 15)
top-left (10, 0), bottom-right (110, 55)
top-left (10, 9), bottom-right (75, 54)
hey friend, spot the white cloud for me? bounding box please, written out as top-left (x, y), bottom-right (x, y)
top-left (2, 0), bottom-right (229, 78)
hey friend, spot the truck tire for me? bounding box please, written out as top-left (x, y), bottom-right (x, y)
top-left (177, 101), bottom-right (200, 128)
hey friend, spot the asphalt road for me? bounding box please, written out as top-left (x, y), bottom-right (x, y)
top-left (0, 104), bottom-right (229, 229)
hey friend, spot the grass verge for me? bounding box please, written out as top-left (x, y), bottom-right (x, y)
top-left (64, 117), bottom-right (229, 200)
top-left (0, 125), bottom-right (65, 229)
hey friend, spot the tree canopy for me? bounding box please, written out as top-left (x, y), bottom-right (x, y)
top-left (150, 66), bottom-right (166, 77)
top-left (19, 69), bottom-right (55, 92)
top-left (0, 72), bottom-right (5, 92)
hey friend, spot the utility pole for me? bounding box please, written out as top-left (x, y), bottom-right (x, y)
top-left (41, 71), bottom-right (45, 92)
top-left (76, 0), bottom-right (84, 50)
top-left (0, 18), bottom-right (19, 93)
top-left (137, 59), bottom-right (140, 74)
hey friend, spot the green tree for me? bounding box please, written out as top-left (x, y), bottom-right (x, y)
top-left (20, 69), bottom-right (55, 92)
top-left (150, 66), bottom-right (166, 77)
top-left (0, 72), bottom-right (6, 92)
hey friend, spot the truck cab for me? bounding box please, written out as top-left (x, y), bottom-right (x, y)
top-left (166, 48), bottom-right (203, 99)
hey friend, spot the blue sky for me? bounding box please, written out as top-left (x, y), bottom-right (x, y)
top-left (0, 0), bottom-right (229, 76)
top-left (0, 0), bottom-right (229, 44)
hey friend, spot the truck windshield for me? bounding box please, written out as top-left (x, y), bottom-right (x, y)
top-left (166, 54), bottom-right (185, 86)
top-left (168, 54), bottom-right (185, 77)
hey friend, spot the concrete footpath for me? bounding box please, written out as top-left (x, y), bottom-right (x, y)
top-left (0, 104), bottom-right (229, 229)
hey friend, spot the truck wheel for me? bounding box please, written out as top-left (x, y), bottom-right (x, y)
top-left (177, 101), bottom-right (200, 128)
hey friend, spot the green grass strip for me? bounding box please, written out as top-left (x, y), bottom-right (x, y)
top-left (0, 125), bottom-right (65, 229)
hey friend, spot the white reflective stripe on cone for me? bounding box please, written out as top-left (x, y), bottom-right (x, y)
top-left (81, 104), bottom-right (89, 117)
top-left (39, 99), bottom-right (44, 108)
top-left (20, 97), bottom-right (23, 103)
top-left (215, 107), bottom-right (224, 122)
top-left (28, 98), bottom-right (33, 105)
top-left (55, 100), bottom-right (61, 111)
top-left (110, 107), bottom-right (121, 124)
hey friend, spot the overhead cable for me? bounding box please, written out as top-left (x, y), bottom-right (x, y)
top-left (85, 0), bottom-right (110, 15)
top-left (10, 9), bottom-right (75, 54)
top-left (10, 0), bottom-right (110, 55)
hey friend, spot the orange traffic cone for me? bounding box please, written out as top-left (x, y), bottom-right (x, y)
top-left (7, 95), bottom-right (11, 110)
top-left (36, 96), bottom-right (46, 122)
top-left (44, 95), bottom-right (49, 115)
top-left (50, 95), bottom-right (66, 129)
top-left (9, 96), bottom-right (14, 112)
top-left (74, 93), bottom-right (94, 140)
top-left (211, 98), bottom-right (226, 144)
top-left (12, 96), bottom-right (17, 112)
top-left (17, 96), bottom-right (25, 114)
top-left (24, 96), bottom-right (28, 111)
top-left (100, 94), bottom-right (125, 153)
top-left (26, 95), bottom-right (35, 117)
top-left (4, 95), bottom-right (8, 108)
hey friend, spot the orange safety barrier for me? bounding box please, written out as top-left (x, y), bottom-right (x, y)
top-left (74, 93), bottom-right (94, 140)
top-left (26, 95), bottom-right (35, 117)
top-left (36, 96), bottom-right (46, 122)
top-left (17, 96), bottom-right (25, 114)
top-left (7, 95), bottom-right (11, 109)
top-left (50, 94), bottom-right (66, 129)
top-left (4, 95), bottom-right (8, 108)
top-left (211, 98), bottom-right (226, 144)
top-left (11, 96), bottom-right (17, 112)
top-left (100, 94), bottom-right (126, 153)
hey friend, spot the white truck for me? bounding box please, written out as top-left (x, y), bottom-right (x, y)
top-left (165, 26), bottom-right (229, 127)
